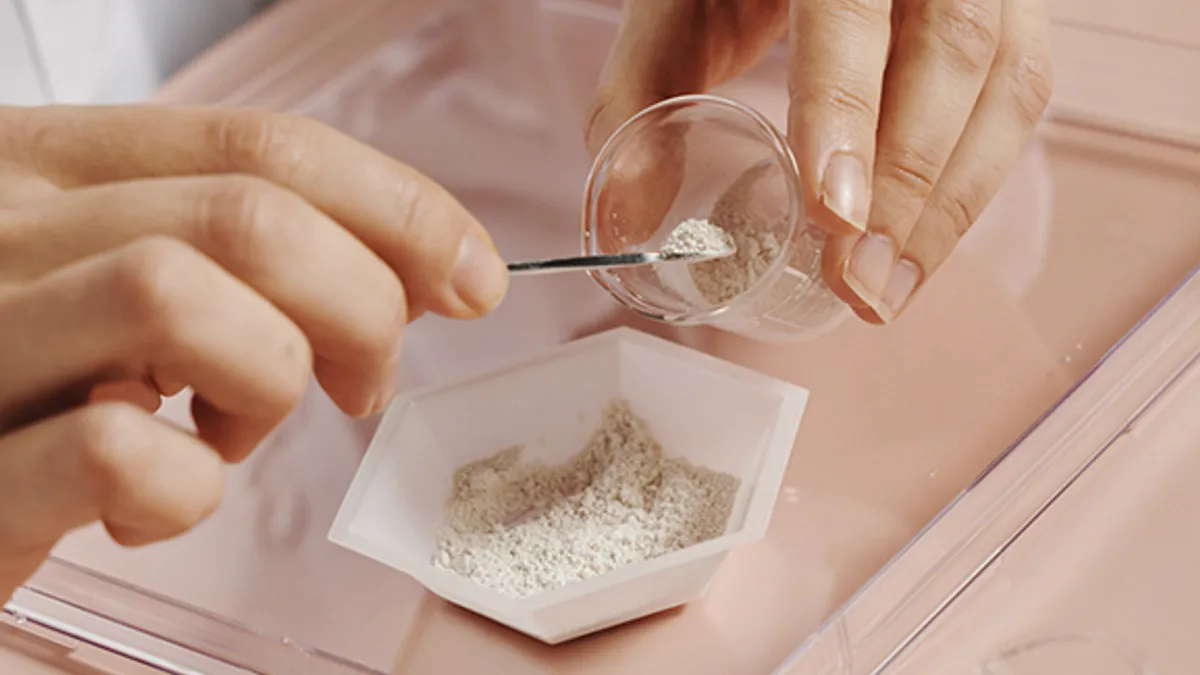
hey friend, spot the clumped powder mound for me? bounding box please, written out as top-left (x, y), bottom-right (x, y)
top-left (433, 398), bottom-right (741, 598)
top-left (659, 217), bottom-right (736, 259)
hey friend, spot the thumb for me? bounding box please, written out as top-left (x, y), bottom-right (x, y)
top-left (586, 0), bottom-right (788, 153)
top-left (585, 1), bottom-right (787, 248)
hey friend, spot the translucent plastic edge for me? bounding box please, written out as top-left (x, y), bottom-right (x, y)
top-left (5, 556), bottom-right (386, 674)
top-left (773, 260), bottom-right (1200, 675)
top-left (1047, 19), bottom-right (1200, 149)
top-left (161, 0), bottom-right (1200, 155)
top-left (153, 0), bottom-right (419, 109)
top-left (329, 325), bottom-right (810, 614)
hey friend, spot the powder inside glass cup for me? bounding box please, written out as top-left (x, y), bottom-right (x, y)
top-left (688, 168), bottom-right (787, 306)
top-left (684, 164), bottom-right (844, 327)
top-left (433, 398), bottom-right (740, 599)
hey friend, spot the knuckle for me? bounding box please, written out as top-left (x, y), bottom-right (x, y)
top-left (273, 327), bottom-right (315, 410)
top-left (788, 79), bottom-right (878, 136)
top-left (108, 237), bottom-right (202, 340)
top-left (196, 175), bottom-right (300, 263)
top-left (822, 0), bottom-right (892, 28)
top-left (72, 403), bottom-right (223, 548)
top-left (931, 188), bottom-right (982, 237)
top-left (69, 402), bottom-right (149, 497)
top-left (1002, 49), bottom-right (1054, 127)
top-left (705, 2), bottom-right (789, 79)
top-left (877, 145), bottom-right (941, 201)
top-left (141, 461), bottom-right (223, 542)
top-left (391, 171), bottom-right (461, 278)
top-left (212, 109), bottom-right (317, 178)
top-left (821, 81), bottom-right (878, 120)
top-left (392, 170), bottom-right (426, 239)
top-left (275, 367), bottom-right (311, 417)
top-left (919, 0), bottom-right (1001, 75)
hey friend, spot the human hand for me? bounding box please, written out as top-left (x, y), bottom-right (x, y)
top-left (587, 0), bottom-right (1052, 323)
top-left (0, 105), bottom-right (508, 598)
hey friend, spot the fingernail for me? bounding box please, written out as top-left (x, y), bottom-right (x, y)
top-left (453, 234), bottom-right (509, 315)
top-left (820, 153), bottom-right (869, 231)
top-left (881, 258), bottom-right (922, 316)
top-left (844, 232), bottom-right (896, 316)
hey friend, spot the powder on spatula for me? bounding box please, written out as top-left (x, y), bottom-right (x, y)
top-left (659, 217), bottom-right (736, 259)
top-left (433, 398), bottom-right (740, 598)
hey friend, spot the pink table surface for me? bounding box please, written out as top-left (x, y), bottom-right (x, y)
top-left (18, 0), bottom-right (1200, 673)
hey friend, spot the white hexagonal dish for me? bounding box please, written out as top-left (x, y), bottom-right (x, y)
top-left (328, 327), bottom-right (809, 644)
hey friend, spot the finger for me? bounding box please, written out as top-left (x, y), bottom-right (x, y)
top-left (0, 237), bottom-right (312, 460)
top-left (888, 0), bottom-right (1052, 315)
top-left (838, 0), bottom-right (1002, 322)
top-left (821, 232), bottom-right (872, 315)
top-left (586, 1), bottom-right (787, 153)
top-left (588, 106), bottom-right (688, 249)
top-left (0, 402), bottom-right (222, 598)
top-left (0, 160), bottom-right (58, 206)
top-left (2, 106), bottom-right (507, 319)
top-left (89, 379), bottom-right (163, 413)
top-left (3, 175), bottom-right (406, 418)
top-left (585, 2), bottom-right (787, 248)
top-left (787, 0), bottom-right (892, 238)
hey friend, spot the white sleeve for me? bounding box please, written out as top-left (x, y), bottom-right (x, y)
top-left (1, 0), bottom-right (271, 106)
top-left (0, 0), bottom-right (51, 106)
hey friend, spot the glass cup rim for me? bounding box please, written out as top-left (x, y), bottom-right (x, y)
top-left (580, 93), bottom-right (805, 323)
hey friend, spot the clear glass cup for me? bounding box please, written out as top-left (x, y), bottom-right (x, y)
top-left (581, 94), bottom-right (850, 342)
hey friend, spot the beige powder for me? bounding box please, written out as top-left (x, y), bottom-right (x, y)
top-left (685, 164), bottom-right (846, 332)
top-left (433, 398), bottom-right (740, 598)
top-left (659, 217), bottom-right (736, 259)
top-left (688, 165), bottom-right (787, 305)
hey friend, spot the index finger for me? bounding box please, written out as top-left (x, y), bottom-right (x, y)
top-left (787, 0), bottom-right (892, 238)
top-left (2, 105), bottom-right (507, 320)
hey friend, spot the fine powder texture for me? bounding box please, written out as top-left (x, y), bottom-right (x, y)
top-left (688, 164), bottom-right (786, 305)
top-left (433, 399), bottom-right (741, 599)
top-left (659, 217), bottom-right (736, 259)
top-left (684, 165), bottom-right (846, 332)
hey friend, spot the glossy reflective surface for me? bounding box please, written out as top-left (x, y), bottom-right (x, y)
top-left (14, 0), bottom-right (1200, 673)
